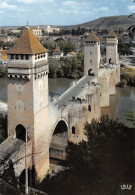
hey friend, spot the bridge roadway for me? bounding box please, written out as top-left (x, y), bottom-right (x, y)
top-left (55, 75), bottom-right (96, 109)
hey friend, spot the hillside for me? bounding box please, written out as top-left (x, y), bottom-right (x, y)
top-left (0, 15), bottom-right (135, 31)
top-left (64, 15), bottom-right (135, 31)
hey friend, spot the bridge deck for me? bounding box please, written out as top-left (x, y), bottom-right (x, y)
top-left (0, 138), bottom-right (24, 166)
top-left (55, 75), bottom-right (96, 109)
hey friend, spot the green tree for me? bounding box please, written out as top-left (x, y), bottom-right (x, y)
top-left (125, 111), bottom-right (135, 126)
top-left (43, 40), bottom-right (55, 54)
top-left (37, 115), bottom-right (134, 194)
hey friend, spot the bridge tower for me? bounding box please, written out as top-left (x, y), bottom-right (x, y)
top-left (7, 26), bottom-right (49, 181)
top-left (106, 29), bottom-right (118, 64)
top-left (84, 31), bottom-right (100, 76)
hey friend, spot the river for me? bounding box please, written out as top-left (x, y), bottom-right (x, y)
top-left (0, 77), bottom-right (135, 141)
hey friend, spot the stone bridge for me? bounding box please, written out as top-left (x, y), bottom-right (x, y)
top-left (0, 28), bottom-right (120, 182)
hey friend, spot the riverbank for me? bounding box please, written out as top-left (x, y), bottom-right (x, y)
top-left (117, 64), bottom-right (135, 87)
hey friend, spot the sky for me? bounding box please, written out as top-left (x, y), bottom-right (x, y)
top-left (0, 0), bottom-right (135, 26)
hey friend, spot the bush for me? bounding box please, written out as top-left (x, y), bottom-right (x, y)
top-left (37, 116), bottom-right (134, 194)
top-left (0, 65), bottom-right (7, 77)
top-left (48, 53), bottom-right (84, 79)
top-left (116, 79), bottom-right (127, 87)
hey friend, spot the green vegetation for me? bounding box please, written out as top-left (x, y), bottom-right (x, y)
top-left (118, 64), bottom-right (135, 87)
top-left (43, 40), bottom-right (76, 55)
top-left (0, 41), bottom-right (15, 50)
top-left (0, 65), bottom-right (7, 77)
top-left (118, 39), bottom-right (133, 55)
top-left (57, 40), bottom-right (76, 55)
top-left (37, 115), bottom-right (134, 194)
top-left (49, 52), bottom-right (84, 79)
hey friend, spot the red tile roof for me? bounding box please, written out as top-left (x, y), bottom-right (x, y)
top-left (85, 31), bottom-right (100, 42)
top-left (8, 28), bottom-right (47, 55)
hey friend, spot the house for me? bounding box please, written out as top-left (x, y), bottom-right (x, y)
top-left (0, 50), bottom-right (8, 66)
top-left (44, 26), bottom-right (60, 34)
top-left (32, 26), bottom-right (42, 37)
top-left (65, 52), bottom-right (77, 58)
top-left (52, 49), bottom-right (63, 59)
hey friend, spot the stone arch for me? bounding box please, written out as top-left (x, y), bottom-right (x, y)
top-left (15, 124), bottom-right (26, 142)
top-left (108, 55), bottom-right (114, 64)
top-left (88, 68), bottom-right (94, 76)
top-left (52, 118), bottom-right (69, 136)
top-left (49, 118), bottom-right (68, 161)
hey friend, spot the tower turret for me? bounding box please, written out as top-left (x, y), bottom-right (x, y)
top-left (84, 31), bottom-right (100, 76)
top-left (106, 29), bottom-right (118, 64)
top-left (7, 27), bottom-right (49, 180)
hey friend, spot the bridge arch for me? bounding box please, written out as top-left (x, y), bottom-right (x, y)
top-left (49, 118), bottom-right (69, 161)
top-left (108, 55), bottom-right (114, 64)
top-left (52, 118), bottom-right (69, 136)
top-left (15, 124), bottom-right (26, 142)
top-left (88, 68), bottom-right (94, 76)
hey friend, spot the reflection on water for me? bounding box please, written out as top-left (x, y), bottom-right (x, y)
top-left (49, 78), bottom-right (74, 96)
top-left (101, 86), bottom-right (135, 126)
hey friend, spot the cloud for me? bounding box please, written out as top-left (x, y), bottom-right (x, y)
top-left (1, 2), bottom-right (17, 9)
top-left (81, 11), bottom-right (90, 15)
top-left (99, 7), bottom-right (109, 11)
top-left (93, 6), bottom-right (109, 13)
top-left (17, 0), bottom-right (54, 4)
top-left (128, 5), bottom-right (135, 12)
top-left (59, 8), bottom-right (78, 14)
top-left (63, 1), bottom-right (76, 6)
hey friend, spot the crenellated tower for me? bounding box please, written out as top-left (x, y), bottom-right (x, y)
top-left (106, 29), bottom-right (118, 64)
top-left (7, 27), bottom-right (49, 180)
top-left (84, 31), bottom-right (100, 76)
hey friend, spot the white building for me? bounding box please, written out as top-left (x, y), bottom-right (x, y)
top-left (44, 26), bottom-right (60, 34)
top-left (32, 26), bottom-right (42, 37)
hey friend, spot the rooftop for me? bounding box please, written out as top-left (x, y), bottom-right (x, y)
top-left (107, 29), bottom-right (117, 38)
top-left (85, 31), bottom-right (100, 42)
top-left (8, 28), bottom-right (47, 55)
top-left (0, 50), bottom-right (8, 61)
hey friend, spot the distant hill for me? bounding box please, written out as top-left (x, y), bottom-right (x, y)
top-left (0, 15), bottom-right (135, 31)
top-left (63, 15), bottom-right (135, 31)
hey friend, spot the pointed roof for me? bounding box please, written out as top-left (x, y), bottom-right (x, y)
top-left (8, 28), bottom-right (47, 55)
top-left (107, 29), bottom-right (117, 38)
top-left (85, 31), bottom-right (100, 42)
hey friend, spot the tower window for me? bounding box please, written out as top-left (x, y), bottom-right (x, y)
top-left (35, 54), bottom-right (37, 60)
top-left (25, 55), bottom-right (29, 60)
top-left (90, 59), bottom-right (92, 63)
top-left (11, 54), bottom-right (14, 59)
top-left (15, 55), bottom-right (19, 60)
top-left (72, 126), bottom-right (75, 134)
top-left (21, 55), bottom-right (24, 60)
top-left (90, 51), bottom-right (92, 55)
top-left (88, 105), bottom-right (91, 112)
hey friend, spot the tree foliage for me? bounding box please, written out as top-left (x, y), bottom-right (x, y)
top-left (118, 39), bottom-right (133, 55)
top-left (49, 52), bottom-right (84, 79)
top-left (37, 115), bottom-right (134, 194)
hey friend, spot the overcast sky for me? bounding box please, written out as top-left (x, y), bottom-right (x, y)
top-left (0, 0), bottom-right (134, 26)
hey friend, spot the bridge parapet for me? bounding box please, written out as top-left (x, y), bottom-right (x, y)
top-left (0, 137), bottom-right (32, 177)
